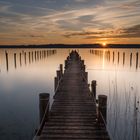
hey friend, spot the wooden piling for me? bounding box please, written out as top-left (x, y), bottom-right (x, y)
top-left (85, 72), bottom-right (88, 82)
top-left (32, 51), bottom-right (34, 62)
top-left (20, 53), bottom-right (22, 66)
top-left (113, 51), bottom-right (114, 63)
top-left (5, 51), bottom-right (9, 71)
top-left (98, 95), bottom-right (107, 124)
top-left (91, 80), bottom-right (97, 98)
top-left (14, 53), bottom-right (17, 69)
top-left (24, 52), bottom-right (26, 65)
top-left (57, 70), bottom-right (61, 81)
top-left (60, 64), bottom-right (63, 77)
top-left (39, 93), bottom-right (50, 123)
top-left (136, 52), bottom-right (138, 69)
top-left (130, 53), bottom-right (132, 67)
top-left (54, 77), bottom-right (58, 92)
top-left (123, 52), bottom-right (125, 66)
top-left (65, 60), bottom-right (68, 69)
top-left (118, 52), bottom-right (120, 64)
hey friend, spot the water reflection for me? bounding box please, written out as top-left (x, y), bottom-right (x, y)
top-left (0, 48), bottom-right (140, 140)
top-left (0, 48), bottom-right (59, 140)
top-left (2, 49), bottom-right (57, 73)
top-left (88, 49), bottom-right (140, 140)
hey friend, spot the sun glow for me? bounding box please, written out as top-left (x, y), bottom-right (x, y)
top-left (102, 42), bottom-right (107, 47)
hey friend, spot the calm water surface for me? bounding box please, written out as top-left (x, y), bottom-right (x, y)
top-left (0, 48), bottom-right (140, 140)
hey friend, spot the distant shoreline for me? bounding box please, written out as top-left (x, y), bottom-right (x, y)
top-left (0, 44), bottom-right (140, 48)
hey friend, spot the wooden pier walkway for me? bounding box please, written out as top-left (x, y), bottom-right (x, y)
top-left (34, 51), bottom-right (110, 140)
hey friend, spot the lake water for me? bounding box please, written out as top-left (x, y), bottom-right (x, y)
top-left (0, 48), bottom-right (140, 140)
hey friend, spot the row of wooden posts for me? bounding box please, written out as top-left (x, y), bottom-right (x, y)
top-left (5, 50), bottom-right (56, 71)
top-left (90, 49), bottom-right (139, 68)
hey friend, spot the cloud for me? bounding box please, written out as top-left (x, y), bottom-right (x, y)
top-left (63, 24), bottom-right (140, 39)
top-left (74, 0), bottom-right (88, 2)
top-left (0, 0), bottom-right (140, 44)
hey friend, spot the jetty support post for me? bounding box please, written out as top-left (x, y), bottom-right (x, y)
top-left (91, 80), bottom-right (97, 98)
top-left (65, 60), bottom-right (68, 69)
top-left (54, 77), bottom-right (58, 92)
top-left (136, 52), bottom-right (138, 69)
top-left (39, 93), bottom-right (50, 123)
top-left (98, 95), bottom-right (107, 124)
top-left (60, 64), bottom-right (63, 77)
top-left (57, 70), bottom-right (61, 81)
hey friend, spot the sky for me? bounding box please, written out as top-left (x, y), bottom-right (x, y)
top-left (0, 0), bottom-right (140, 45)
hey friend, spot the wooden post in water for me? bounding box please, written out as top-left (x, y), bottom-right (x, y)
top-left (32, 51), bottom-right (34, 62)
top-left (54, 77), bottom-right (58, 92)
top-left (91, 80), bottom-right (97, 98)
top-left (65, 60), bottom-right (68, 69)
top-left (118, 52), bottom-right (120, 64)
top-left (5, 51), bottom-right (9, 72)
top-left (85, 72), bottom-right (88, 83)
top-left (14, 53), bottom-right (17, 69)
top-left (136, 52), bottom-right (139, 69)
top-left (98, 95), bottom-right (107, 124)
top-left (39, 93), bottom-right (50, 123)
top-left (123, 52), bottom-right (125, 66)
top-left (60, 64), bottom-right (63, 77)
top-left (24, 52), bottom-right (26, 65)
top-left (113, 52), bottom-right (114, 63)
top-left (130, 53), bottom-right (132, 67)
top-left (57, 70), bottom-right (61, 81)
top-left (20, 53), bottom-right (22, 66)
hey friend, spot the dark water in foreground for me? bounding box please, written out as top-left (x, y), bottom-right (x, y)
top-left (0, 48), bottom-right (140, 140)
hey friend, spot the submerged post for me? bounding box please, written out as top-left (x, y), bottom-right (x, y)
top-left (98, 95), bottom-right (107, 124)
top-left (91, 80), bottom-right (97, 98)
top-left (39, 93), bottom-right (50, 123)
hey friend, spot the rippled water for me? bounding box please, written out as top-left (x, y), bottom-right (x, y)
top-left (0, 48), bottom-right (140, 140)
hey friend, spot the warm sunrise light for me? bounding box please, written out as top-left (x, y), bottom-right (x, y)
top-left (102, 42), bottom-right (107, 47)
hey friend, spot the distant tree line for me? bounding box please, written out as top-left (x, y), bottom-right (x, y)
top-left (0, 44), bottom-right (140, 48)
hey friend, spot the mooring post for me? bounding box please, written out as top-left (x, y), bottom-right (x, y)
top-left (54, 77), bottom-right (58, 92)
top-left (83, 65), bottom-right (86, 71)
top-left (118, 52), bottom-right (120, 64)
top-left (85, 72), bottom-right (88, 83)
top-left (14, 53), bottom-right (17, 69)
top-left (91, 80), bottom-right (97, 98)
top-left (65, 60), bottom-right (68, 69)
top-left (130, 53), bottom-right (132, 67)
top-left (39, 93), bottom-right (50, 123)
top-left (5, 51), bottom-right (9, 72)
top-left (20, 53), bottom-right (22, 66)
top-left (136, 52), bottom-right (138, 69)
top-left (123, 52), bottom-right (125, 66)
top-left (60, 64), bottom-right (63, 77)
top-left (57, 70), bottom-right (61, 81)
top-left (113, 51), bottom-right (114, 63)
top-left (24, 52), bottom-right (26, 65)
top-left (98, 95), bottom-right (107, 124)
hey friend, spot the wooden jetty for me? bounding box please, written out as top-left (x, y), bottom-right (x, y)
top-left (34, 51), bottom-right (110, 140)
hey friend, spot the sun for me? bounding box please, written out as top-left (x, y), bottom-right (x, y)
top-left (102, 42), bottom-right (107, 47)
